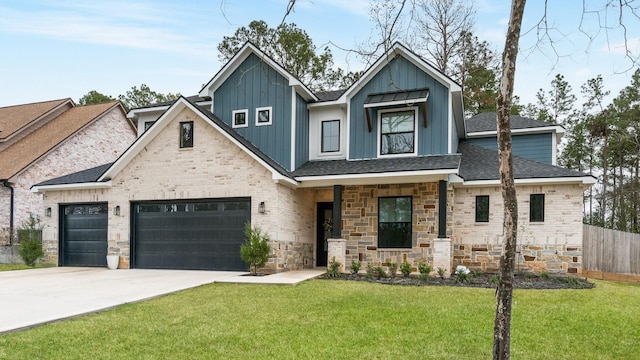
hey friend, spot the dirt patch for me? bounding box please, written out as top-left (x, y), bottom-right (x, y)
top-left (320, 272), bottom-right (595, 289)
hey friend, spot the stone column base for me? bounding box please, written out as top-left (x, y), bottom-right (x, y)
top-left (433, 238), bottom-right (452, 278)
top-left (327, 238), bottom-right (346, 273)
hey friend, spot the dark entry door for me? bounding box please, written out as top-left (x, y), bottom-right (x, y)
top-left (132, 198), bottom-right (250, 271)
top-left (316, 202), bottom-right (333, 267)
top-left (60, 204), bottom-right (108, 267)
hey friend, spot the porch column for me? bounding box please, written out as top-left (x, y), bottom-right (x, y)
top-left (438, 180), bottom-right (447, 238)
top-left (332, 185), bottom-right (342, 239)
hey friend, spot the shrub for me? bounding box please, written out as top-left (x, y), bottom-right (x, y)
top-left (240, 223), bottom-right (271, 275)
top-left (326, 257), bottom-right (341, 278)
top-left (454, 265), bottom-right (470, 283)
top-left (540, 272), bottom-right (550, 279)
top-left (387, 262), bottom-right (398, 278)
top-left (18, 216), bottom-right (44, 267)
top-left (373, 266), bottom-right (386, 279)
top-left (351, 260), bottom-right (361, 274)
top-left (400, 261), bottom-right (412, 277)
top-left (418, 262), bottom-right (432, 281)
top-left (365, 263), bottom-right (374, 279)
top-left (437, 267), bottom-right (446, 279)
top-left (471, 270), bottom-right (482, 278)
top-left (491, 274), bottom-right (499, 284)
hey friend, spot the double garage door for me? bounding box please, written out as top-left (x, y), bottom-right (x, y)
top-left (60, 198), bottom-right (250, 271)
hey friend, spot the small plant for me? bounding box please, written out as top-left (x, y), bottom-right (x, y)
top-left (326, 257), bottom-right (341, 278)
top-left (524, 272), bottom-right (533, 279)
top-left (373, 266), bottom-right (386, 279)
top-left (437, 267), bottom-right (446, 279)
top-left (400, 261), bottom-right (412, 277)
top-left (240, 223), bottom-right (271, 275)
top-left (18, 216), bottom-right (44, 267)
top-left (454, 265), bottom-right (470, 283)
top-left (540, 272), bottom-right (550, 279)
top-left (351, 260), bottom-right (362, 274)
top-left (418, 262), bottom-right (431, 281)
top-left (491, 274), bottom-right (499, 284)
top-left (387, 262), bottom-right (398, 278)
top-left (365, 263), bottom-right (374, 279)
top-left (471, 270), bottom-right (482, 278)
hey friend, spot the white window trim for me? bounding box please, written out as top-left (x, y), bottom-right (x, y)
top-left (320, 119), bottom-right (341, 154)
top-left (232, 109), bottom-right (249, 128)
top-left (376, 106), bottom-right (418, 158)
top-left (255, 106), bottom-right (273, 126)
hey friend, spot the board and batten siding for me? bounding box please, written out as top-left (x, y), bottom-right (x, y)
top-left (295, 93), bottom-right (309, 169)
top-left (213, 53), bottom-right (293, 170)
top-left (348, 56), bottom-right (450, 160)
top-left (465, 133), bottom-right (553, 164)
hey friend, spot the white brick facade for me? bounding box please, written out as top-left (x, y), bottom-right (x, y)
top-left (1, 108), bottom-right (136, 232)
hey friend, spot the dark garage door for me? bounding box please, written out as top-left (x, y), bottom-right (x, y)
top-left (60, 204), bottom-right (108, 267)
top-left (132, 198), bottom-right (250, 271)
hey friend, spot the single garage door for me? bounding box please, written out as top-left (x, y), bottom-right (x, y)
top-left (132, 198), bottom-right (250, 271)
top-left (60, 203), bottom-right (108, 267)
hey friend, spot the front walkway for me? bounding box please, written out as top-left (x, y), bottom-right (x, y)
top-left (0, 267), bottom-right (323, 334)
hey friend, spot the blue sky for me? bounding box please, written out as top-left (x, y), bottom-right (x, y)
top-left (0, 0), bottom-right (638, 108)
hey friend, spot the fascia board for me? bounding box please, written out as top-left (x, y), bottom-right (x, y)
top-left (295, 168), bottom-right (457, 188)
top-left (456, 176), bottom-right (597, 187)
top-left (31, 181), bottom-right (112, 193)
top-left (466, 126), bottom-right (565, 138)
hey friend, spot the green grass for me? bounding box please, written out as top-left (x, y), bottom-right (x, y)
top-left (0, 279), bottom-right (638, 359)
top-left (0, 263), bottom-right (52, 272)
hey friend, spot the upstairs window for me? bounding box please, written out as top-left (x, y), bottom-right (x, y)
top-left (321, 120), bottom-right (340, 153)
top-left (232, 109), bottom-right (248, 128)
top-left (378, 196), bottom-right (412, 248)
top-left (530, 194), bottom-right (545, 222)
top-left (180, 121), bottom-right (193, 148)
top-left (475, 195), bottom-right (489, 222)
top-left (256, 107), bottom-right (272, 126)
top-left (144, 121), bottom-right (155, 131)
top-left (379, 108), bottom-right (416, 156)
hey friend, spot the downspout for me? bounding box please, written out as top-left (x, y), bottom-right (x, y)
top-left (2, 180), bottom-right (14, 237)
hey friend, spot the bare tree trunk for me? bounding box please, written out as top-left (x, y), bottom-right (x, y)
top-left (493, 1), bottom-right (525, 359)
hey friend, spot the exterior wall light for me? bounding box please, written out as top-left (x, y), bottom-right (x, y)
top-left (114, 205), bottom-right (120, 216)
top-left (45, 207), bottom-right (52, 217)
top-left (258, 201), bottom-right (266, 214)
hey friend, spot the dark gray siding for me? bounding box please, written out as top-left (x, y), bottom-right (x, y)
top-left (466, 133), bottom-right (553, 164)
top-left (214, 53), bottom-right (292, 169)
top-left (349, 56), bottom-right (450, 159)
top-left (295, 94), bottom-right (309, 169)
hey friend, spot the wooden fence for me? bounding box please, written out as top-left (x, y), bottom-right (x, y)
top-left (583, 224), bottom-right (640, 281)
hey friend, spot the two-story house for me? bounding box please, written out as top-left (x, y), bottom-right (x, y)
top-left (33, 42), bottom-right (594, 274)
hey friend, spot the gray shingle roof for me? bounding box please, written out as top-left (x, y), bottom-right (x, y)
top-left (35, 163), bottom-right (112, 186)
top-left (466, 112), bottom-right (560, 133)
top-left (457, 141), bottom-right (588, 181)
top-left (315, 89), bottom-right (347, 102)
top-left (292, 155), bottom-right (460, 177)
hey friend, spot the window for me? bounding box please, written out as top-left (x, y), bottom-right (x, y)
top-left (256, 107), bottom-right (272, 126)
top-left (232, 109), bottom-right (248, 128)
top-left (378, 196), bottom-right (412, 248)
top-left (530, 194), bottom-right (545, 222)
top-left (180, 121), bottom-right (193, 148)
top-left (379, 108), bottom-right (416, 156)
top-left (144, 121), bottom-right (155, 131)
top-left (321, 120), bottom-right (340, 152)
top-left (475, 195), bottom-right (489, 222)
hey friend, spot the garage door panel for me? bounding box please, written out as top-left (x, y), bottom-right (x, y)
top-left (133, 199), bottom-right (250, 271)
top-left (61, 204), bottom-right (108, 267)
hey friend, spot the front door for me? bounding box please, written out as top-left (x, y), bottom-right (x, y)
top-left (316, 202), bottom-right (333, 267)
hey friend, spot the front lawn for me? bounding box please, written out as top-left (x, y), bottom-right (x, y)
top-left (0, 279), bottom-right (638, 359)
top-left (0, 263), bottom-right (52, 272)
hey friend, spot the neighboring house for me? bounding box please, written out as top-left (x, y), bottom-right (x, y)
top-left (0, 99), bottom-right (136, 246)
top-left (33, 42), bottom-right (595, 274)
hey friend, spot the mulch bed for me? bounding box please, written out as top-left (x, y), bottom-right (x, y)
top-left (319, 272), bottom-right (595, 289)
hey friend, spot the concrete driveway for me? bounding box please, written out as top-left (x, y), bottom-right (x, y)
top-left (0, 267), bottom-right (246, 334)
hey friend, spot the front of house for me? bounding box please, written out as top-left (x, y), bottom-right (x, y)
top-left (33, 42), bottom-right (594, 275)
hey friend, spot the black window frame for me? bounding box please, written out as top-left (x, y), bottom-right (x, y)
top-left (232, 109), bottom-right (248, 128)
top-left (379, 109), bottom-right (416, 156)
top-left (530, 194), bottom-right (545, 222)
top-left (180, 121), bottom-right (194, 148)
top-left (378, 196), bottom-right (412, 248)
top-left (321, 120), bottom-right (340, 153)
top-left (144, 121), bottom-right (155, 131)
top-left (475, 195), bottom-right (489, 223)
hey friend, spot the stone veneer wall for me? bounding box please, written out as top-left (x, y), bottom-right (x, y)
top-left (340, 182), bottom-right (454, 273)
top-left (40, 107), bottom-right (314, 272)
top-left (452, 183), bottom-right (586, 274)
top-left (1, 108), bottom-right (135, 230)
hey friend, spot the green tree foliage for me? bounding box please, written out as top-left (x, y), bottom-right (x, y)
top-left (240, 223), bottom-right (271, 275)
top-left (456, 32), bottom-right (499, 116)
top-left (218, 20), bottom-right (359, 92)
top-left (521, 74), bottom-right (577, 124)
top-left (78, 90), bottom-right (114, 105)
top-left (117, 84), bottom-right (180, 112)
top-left (18, 216), bottom-right (44, 267)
